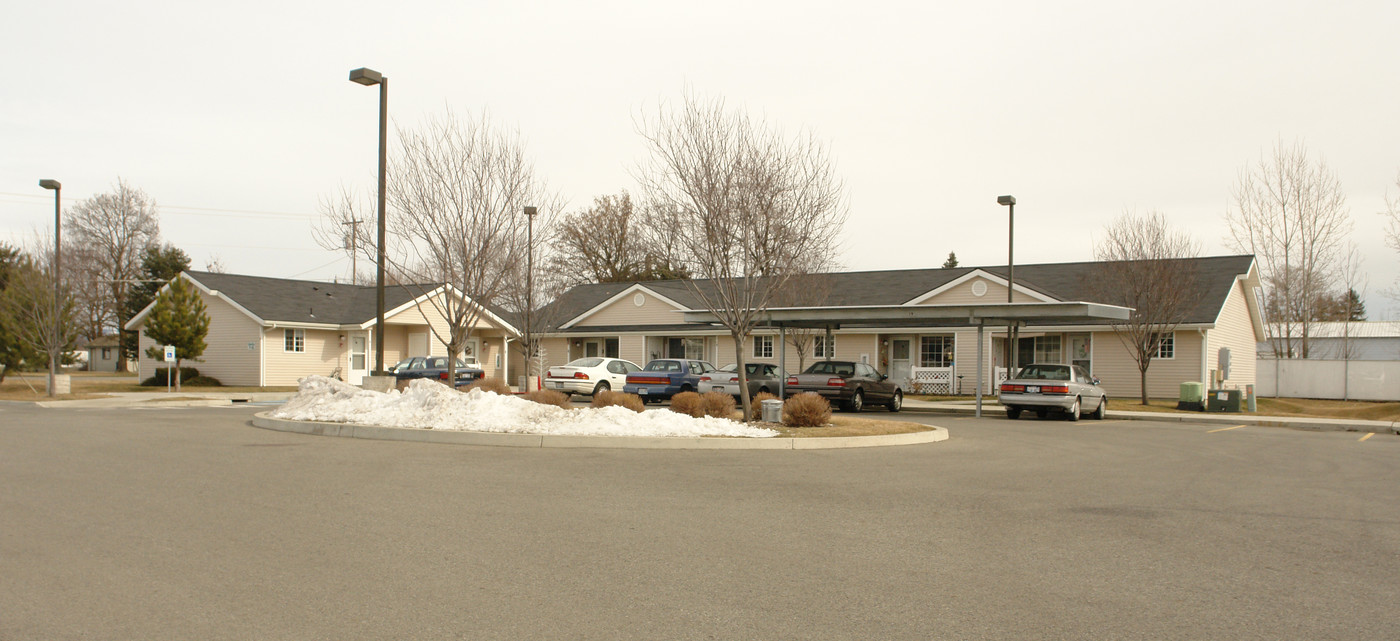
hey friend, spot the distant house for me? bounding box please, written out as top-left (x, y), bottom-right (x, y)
top-left (1258, 321), bottom-right (1400, 361)
top-left (84, 335), bottom-right (126, 372)
top-left (535, 255), bottom-right (1266, 400)
top-left (125, 272), bottom-right (522, 386)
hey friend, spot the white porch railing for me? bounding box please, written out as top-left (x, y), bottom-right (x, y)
top-left (908, 367), bottom-right (953, 395)
top-left (994, 367), bottom-right (1009, 394)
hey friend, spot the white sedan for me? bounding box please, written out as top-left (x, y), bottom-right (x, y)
top-left (700, 363), bottom-right (788, 399)
top-left (544, 357), bottom-right (641, 396)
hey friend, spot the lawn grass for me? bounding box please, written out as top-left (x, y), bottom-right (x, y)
top-left (0, 373), bottom-right (296, 401)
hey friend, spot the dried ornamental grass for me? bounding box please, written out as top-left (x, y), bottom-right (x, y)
top-left (701, 391), bottom-right (736, 418)
top-left (591, 390), bottom-right (645, 413)
top-left (782, 392), bottom-right (832, 427)
top-left (751, 391), bottom-right (779, 406)
top-left (669, 391), bottom-right (705, 417)
top-left (466, 377), bottom-right (513, 395)
top-left (523, 389), bottom-right (573, 409)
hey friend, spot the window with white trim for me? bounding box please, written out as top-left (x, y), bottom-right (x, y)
top-left (814, 335), bottom-right (835, 358)
top-left (284, 329), bottom-right (305, 353)
top-left (919, 335), bottom-right (954, 367)
top-left (1153, 332), bottom-right (1175, 359)
top-left (753, 335), bottom-right (773, 359)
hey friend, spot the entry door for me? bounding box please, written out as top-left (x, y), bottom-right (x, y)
top-left (408, 332), bottom-right (429, 357)
top-left (348, 336), bottom-right (368, 384)
top-left (890, 337), bottom-right (913, 385)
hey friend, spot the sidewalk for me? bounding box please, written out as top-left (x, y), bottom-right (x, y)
top-left (902, 398), bottom-right (1400, 434)
top-left (35, 391), bottom-right (295, 409)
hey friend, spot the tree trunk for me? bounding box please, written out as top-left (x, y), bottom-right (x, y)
top-left (733, 331), bottom-right (752, 421)
top-left (175, 357), bottom-right (182, 392)
top-left (1138, 363), bottom-right (1148, 405)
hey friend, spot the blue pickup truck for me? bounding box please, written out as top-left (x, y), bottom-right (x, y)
top-left (623, 358), bottom-right (717, 404)
top-left (392, 356), bottom-right (485, 389)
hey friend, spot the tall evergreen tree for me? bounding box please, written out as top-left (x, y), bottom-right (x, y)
top-left (141, 276), bottom-right (208, 392)
top-left (121, 245), bottom-right (191, 362)
top-left (0, 243), bottom-right (42, 383)
top-left (941, 252), bottom-right (959, 269)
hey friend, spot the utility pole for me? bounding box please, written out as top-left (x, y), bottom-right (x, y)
top-left (342, 219), bottom-right (362, 284)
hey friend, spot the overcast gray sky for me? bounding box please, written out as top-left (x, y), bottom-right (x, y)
top-left (5, 0), bottom-right (1398, 317)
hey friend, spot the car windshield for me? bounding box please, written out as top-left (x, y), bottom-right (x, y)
top-left (804, 361), bottom-right (855, 376)
top-left (1016, 364), bottom-right (1070, 381)
top-left (567, 358), bottom-right (604, 368)
top-left (643, 360), bottom-right (682, 372)
top-left (391, 358), bottom-right (414, 371)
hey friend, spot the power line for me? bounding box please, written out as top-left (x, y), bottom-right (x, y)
top-left (0, 193), bottom-right (317, 220)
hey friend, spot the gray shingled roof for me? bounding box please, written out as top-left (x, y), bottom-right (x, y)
top-left (544, 255), bottom-right (1256, 332)
top-left (183, 271), bottom-right (517, 328)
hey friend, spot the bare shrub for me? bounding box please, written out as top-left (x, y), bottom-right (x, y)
top-left (669, 391), bottom-right (705, 417)
top-left (523, 389), bottom-right (572, 409)
top-left (591, 390), bottom-right (644, 412)
top-left (782, 392), bottom-right (831, 427)
top-left (466, 377), bottom-right (512, 395)
top-left (751, 391), bottom-right (779, 406)
top-left (701, 391), bottom-right (736, 418)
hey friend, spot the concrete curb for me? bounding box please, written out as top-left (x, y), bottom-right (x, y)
top-left (903, 402), bottom-right (1399, 434)
top-left (251, 412), bottom-right (950, 450)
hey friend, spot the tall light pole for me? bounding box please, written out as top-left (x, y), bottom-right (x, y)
top-left (523, 205), bottom-right (537, 389)
top-left (998, 194), bottom-right (1016, 381)
top-left (349, 67), bottom-right (388, 375)
top-left (39, 179), bottom-right (61, 397)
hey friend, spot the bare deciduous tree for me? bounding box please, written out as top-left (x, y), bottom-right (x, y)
top-left (1226, 140), bottom-right (1351, 359)
top-left (635, 92), bottom-right (847, 420)
top-left (0, 253), bottom-right (80, 397)
top-left (773, 272), bottom-right (835, 375)
top-left (1090, 210), bottom-right (1201, 405)
top-left (65, 179), bottom-right (160, 371)
top-left (319, 110), bottom-right (556, 383)
top-left (1383, 171), bottom-right (1400, 301)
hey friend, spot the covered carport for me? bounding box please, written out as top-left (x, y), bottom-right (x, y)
top-left (681, 301), bottom-right (1131, 417)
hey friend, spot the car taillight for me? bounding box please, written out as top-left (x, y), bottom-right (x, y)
top-left (827, 378), bottom-right (846, 387)
top-left (573, 372), bottom-right (590, 380)
top-left (438, 372), bottom-right (449, 380)
top-left (700, 376), bottom-right (711, 382)
top-left (787, 376), bottom-right (799, 385)
top-left (1001, 384), bottom-right (1023, 392)
top-left (1043, 385), bottom-right (1070, 394)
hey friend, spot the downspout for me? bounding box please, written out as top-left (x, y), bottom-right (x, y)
top-left (1199, 329), bottom-right (1209, 390)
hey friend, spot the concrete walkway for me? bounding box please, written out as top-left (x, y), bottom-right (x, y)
top-left (35, 391), bottom-right (294, 409)
top-left (903, 398), bottom-right (1400, 434)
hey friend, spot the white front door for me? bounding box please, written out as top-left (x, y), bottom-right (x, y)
top-left (890, 337), bottom-right (913, 386)
top-left (348, 335), bottom-right (368, 384)
top-left (408, 332), bottom-right (429, 357)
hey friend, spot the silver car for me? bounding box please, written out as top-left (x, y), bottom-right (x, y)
top-left (999, 363), bottom-right (1107, 421)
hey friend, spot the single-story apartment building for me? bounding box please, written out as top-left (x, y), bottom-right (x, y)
top-left (535, 255), bottom-right (1266, 401)
top-left (125, 271), bottom-right (523, 387)
top-left (83, 334), bottom-right (130, 372)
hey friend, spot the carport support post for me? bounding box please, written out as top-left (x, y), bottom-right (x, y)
top-left (778, 324), bottom-right (787, 398)
top-left (976, 322), bottom-right (984, 417)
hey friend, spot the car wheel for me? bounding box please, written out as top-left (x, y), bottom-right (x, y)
top-left (887, 389), bottom-right (902, 412)
top-left (593, 381), bottom-right (610, 396)
top-left (1065, 397), bottom-right (1081, 422)
top-left (1035, 410), bottom-right (1048, 419)
top-left (1091, 396), bottom-right (1107, 420)
top-left (1006, 406), bottom-right (1022, 420)
top-left (680, 384), bottom-right (694, 394)
top-left (846, 389), bottom-right (864, 412)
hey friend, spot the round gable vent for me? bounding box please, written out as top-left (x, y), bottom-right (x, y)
top-left (971, 281), bottom-right (988, 297)
top-left (633, 293), bottom-right (645, 307)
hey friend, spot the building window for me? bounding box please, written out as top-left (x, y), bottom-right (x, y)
top-left (101, 348), bottom-right (111, 360)
top-left (919, 336), bottom-right (954, 367)
top-left (284, 329), bottom-right (305, 353)
top-left (1154, 332), bottom-right (1175, 359)
top-left (1035, 335), bottom-right (1062, 363)
top-left (753, 335), bottom-right (773, 359)
top-left (814, 335), bottom-right (835, 358)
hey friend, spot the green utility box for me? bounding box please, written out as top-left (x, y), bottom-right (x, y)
top-left (1207, 389), bottom-right (1242, 413)
top-left (1177, 382), bottom-right (1204, 411)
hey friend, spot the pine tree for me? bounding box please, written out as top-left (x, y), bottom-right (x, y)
top-left (941, 252), bottom-right (959, 269)
top-left (121, 244), bottom-right (191, 362)
top-left (142, 276), bottom-right (209, 391)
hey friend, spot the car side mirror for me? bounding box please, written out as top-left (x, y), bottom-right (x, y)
top-left (1092, 377), bottom-right (1101, 386)
top-left (880, 373), bottom-right (888, 381)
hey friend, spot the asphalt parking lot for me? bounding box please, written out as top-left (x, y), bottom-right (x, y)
top-left (2, 402), bottom-right (1396, 640)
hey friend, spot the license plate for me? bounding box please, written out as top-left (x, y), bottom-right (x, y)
top-left (713, 386), bottom-right (725, 393)
top-left (637, 387), bottom-right (648, 395)
top-left (1026, 385), bottom-right (1040, 393)
top-left (551, 382), bottom-right (563, 389)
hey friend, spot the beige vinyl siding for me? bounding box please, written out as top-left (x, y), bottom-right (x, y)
top-left (1206, 279), bottom-right (1258, 388)
top-left (384, 294), bottom-right (466, 357)
top-left (576, 291), bottom-right (685, 326)
top-left (952, 328), bottom-right (994, 394)
top-left (134, 289), bottom-right (262, 386)
top-left (263, 327), bottom-right (342, 386)
top-left (915, 278), bottom-right (1045, 305)
top-left (1090, 329), bottom-right (1204, 399)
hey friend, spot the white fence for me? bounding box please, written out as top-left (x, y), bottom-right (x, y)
top-left (908, 367), bottom-right (953, 394)
top-left (1255, 359), bottom-right (1400, 401)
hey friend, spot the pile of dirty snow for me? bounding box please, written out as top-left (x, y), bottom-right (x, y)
top-left (269, 376), bottom-right (779, 438)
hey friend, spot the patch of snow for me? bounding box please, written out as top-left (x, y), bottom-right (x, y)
top-left (270, 376), bottom-right (779, 438)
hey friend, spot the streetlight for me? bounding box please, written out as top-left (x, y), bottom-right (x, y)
top-left (349, 67), bottom-right (388, 376)
top-left (523, 205), bottom-right (537, 391)
top-left (39, 179), bottom-right (61, 397)
top-left (997, 194), bottom-right (1017, 384)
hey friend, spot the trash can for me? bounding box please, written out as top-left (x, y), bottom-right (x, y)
top-left (1177, 382), bottom-right (1204, 412)
top-left (760, 399), bottom-right (784, 423)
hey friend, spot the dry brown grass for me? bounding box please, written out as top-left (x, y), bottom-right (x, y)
top-left (765, 415), bottom-right (937, 437)
top-left (0, 375), bottom-right (295, 401)
top-left (465, 377), bottom-right (513, 395)
top-left (668, 391), bottom-right (704, 417)
top-left (751, 391), bottom-right (779, 406)
top-left (701, 391), bottom-right (736, 418)
top-left (522, 389), bottom-right (573, 409)
top-left (591, 390), bottom-right (644, 412)
top-left (782, 392), bottom-right (832, 427)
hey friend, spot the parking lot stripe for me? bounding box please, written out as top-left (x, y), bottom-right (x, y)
top-left (1359, 432), bottom-right (1374, 442)
top-left (1207, 424), bottom-right (1246, 433)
